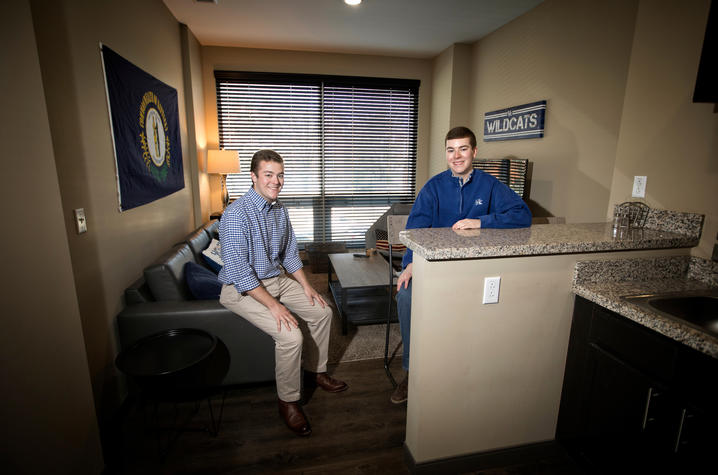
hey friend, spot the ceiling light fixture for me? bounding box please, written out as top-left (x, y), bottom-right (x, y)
top-left (344, 0), bottom-right (362, 6)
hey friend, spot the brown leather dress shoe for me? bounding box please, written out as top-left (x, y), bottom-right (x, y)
top-left (307, 371), bottom-right (348, 393)
top-left (390, 373), bottom-right (408, 404)
top-left (278, 399), bottom-right (311, 436)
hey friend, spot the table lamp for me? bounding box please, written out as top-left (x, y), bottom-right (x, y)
top-left (207, 149), bottom-right (240, 209)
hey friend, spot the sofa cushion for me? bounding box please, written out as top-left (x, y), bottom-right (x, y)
top-left (185, 227), bottom-right (211, 262)
top-left (184, 261), bottom-right (222, 300)
top-left (202, 239), bottom-right (223, 273)
top-left (203, 219), bottom-right (220, 240)
top-left (144, 243), bottom-right (194, 301)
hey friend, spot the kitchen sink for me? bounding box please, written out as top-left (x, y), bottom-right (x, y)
top-left (622, 289), bottom-right (718, 338)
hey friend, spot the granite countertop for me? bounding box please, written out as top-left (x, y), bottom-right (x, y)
top-left (400, 222), bottom-right (699, 261)
top-left (398, 207), bottom-right (715, 356)
top-left (572, 256), bottom-right (718, 358)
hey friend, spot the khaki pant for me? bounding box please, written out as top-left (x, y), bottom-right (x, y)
top-left (219, 274), bottom-right (332, 402)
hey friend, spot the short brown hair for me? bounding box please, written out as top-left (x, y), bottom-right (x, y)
top-left (445, 126), bottom-right (477, 149)
top-left (250, 149), bottom-right (284, 175)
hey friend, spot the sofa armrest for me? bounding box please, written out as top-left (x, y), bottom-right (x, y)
top-left (124, 276), bottom-right (152, 304)
top-left (117, 300), bottom-right (275, 386)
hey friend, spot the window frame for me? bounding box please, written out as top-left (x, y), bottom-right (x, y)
top-left (215, 71), bottom-right (419, 248)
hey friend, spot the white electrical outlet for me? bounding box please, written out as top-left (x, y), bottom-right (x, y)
top-left (482, 276), bottom-right (501, 304)
top-left (632, 176), bottom-right (647, 198)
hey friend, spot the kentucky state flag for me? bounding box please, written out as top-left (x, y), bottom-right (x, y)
top-left (101, 44), bottom-right (184, 211)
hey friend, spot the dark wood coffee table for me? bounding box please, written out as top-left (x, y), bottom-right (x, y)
top-left (328, 253), bottom-right (396, 334)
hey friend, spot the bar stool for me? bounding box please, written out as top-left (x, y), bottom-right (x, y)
top-left (383, 214), bottom-right (408, 387)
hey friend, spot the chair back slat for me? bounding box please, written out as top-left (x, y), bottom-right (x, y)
top-left (387, 215), bottom-right (408, 246)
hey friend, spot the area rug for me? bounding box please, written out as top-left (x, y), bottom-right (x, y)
top-left (303, 269), bottom-right (403, 364)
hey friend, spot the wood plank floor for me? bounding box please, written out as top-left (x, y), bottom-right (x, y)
top-left (112, 358), bottom-right (409, 474)
top-left (109, 357), bottom-right (584, 474)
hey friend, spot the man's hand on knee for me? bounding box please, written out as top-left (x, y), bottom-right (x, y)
top-left (270, 303), bottom-right (299, 332)
top-left (247, 284), bottom-right (299, 332)
top-left (397, 263), bottom-right (413, 291)
top-left (290, 268), bottom-right (326, 308)
top-left (303, 285), bottom-right (327, 308)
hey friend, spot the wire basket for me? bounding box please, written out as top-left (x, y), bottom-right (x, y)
top-left (614, 201), bottom-right (650, 228)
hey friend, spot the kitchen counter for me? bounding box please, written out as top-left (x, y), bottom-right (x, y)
top-left (400, 222), bottom-right (699, 261)
top-left (399, 209), bottom-right (705, 468)
top-left (572, 255), bottom-right (718, 358)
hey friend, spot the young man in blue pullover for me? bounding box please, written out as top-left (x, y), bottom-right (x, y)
top-left (390, 126), bottom-right (532, 404)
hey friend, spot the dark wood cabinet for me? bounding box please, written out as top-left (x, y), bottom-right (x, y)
top-left (557, 296), bottom-right (718, 473)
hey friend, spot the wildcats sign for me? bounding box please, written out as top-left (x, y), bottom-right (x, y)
top-left (483, 100), bottom-right (546, 142)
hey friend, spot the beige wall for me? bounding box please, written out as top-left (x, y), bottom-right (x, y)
top-left (468, 0), bottom-right (639, 222)
top-left (607, 0), bottom-right (717, 259)
top-left (428, 43), bottom-right (473, 177)
top-left (200, 46), bottom-right (434, 198)
top-left (429, 47), bottom-right (454, 176)
top-left (0, 1), bottom-right (103, 472)
top-left (449, 44), bottom-right (472, 132)
top-left (181, 24), bottom-right (211, 225)
top-left (31, 0), bottom-right (195, 418)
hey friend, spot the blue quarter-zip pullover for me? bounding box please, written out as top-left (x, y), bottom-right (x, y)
top-left (401, 168), bottom-right (532, 268)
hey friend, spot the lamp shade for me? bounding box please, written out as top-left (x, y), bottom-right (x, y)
top-left (207, 150), bottom-right (240, 174)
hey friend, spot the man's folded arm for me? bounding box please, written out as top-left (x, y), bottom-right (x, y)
top-left (478, 183), bottom-right (532, 228)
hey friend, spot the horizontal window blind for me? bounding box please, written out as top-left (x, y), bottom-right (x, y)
top-left (215, 71), bottom-right (418, 247)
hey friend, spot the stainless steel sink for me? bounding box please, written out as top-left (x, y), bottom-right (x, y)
top-left (622, 289), bottom-right (718, 338)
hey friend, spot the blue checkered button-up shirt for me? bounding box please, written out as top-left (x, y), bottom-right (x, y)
top-left (218, 187), bottom-right (303, 293)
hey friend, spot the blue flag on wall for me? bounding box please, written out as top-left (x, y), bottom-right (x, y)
top-left (101, 44), bottom-right (184, 211)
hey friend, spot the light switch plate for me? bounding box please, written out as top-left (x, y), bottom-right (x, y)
top-left (74, 208), bottom-right (87, 234)
top-left (632, 176), bottom-right (647, 198)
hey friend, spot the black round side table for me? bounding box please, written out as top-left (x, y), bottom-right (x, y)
top-left (116, 328), bottom-right (230, 454)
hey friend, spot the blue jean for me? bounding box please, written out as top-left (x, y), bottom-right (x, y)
top-left (396, 280), bottom-right (412, 370)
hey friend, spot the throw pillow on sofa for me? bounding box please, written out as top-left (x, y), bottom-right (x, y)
top-left (184, 261), bottom-right (222, 300)
top-left (202, 238), bottom-right (223, 273)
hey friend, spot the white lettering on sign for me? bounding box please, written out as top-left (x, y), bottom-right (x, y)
top-left (483, 100), bottom-right (546, 142)
top-left (486, 113), bottom-right (539, 134)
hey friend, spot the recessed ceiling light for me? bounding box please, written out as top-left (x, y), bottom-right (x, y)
top-left (344, 0), bottom-right (362, 6)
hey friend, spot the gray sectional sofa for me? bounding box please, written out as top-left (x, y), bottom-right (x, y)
top-left (116, 220), bottom-right (276, 386)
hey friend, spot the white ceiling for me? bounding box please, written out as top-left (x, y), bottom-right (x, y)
top-left (163, 0), bottom-right (543, 58)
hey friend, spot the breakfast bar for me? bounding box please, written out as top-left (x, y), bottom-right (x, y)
top-left (398, 211), bottom-right (707, 469)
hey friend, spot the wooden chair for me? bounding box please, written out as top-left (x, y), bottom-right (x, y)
top-left (383, 214), bottom-right (408, 387)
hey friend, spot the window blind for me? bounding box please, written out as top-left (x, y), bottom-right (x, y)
top-left (215, 71), bottom-right (418, 247)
